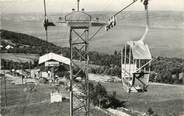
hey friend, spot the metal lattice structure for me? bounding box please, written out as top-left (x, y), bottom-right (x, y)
top-left (65, 10), bottom-right (105, 116)
top-left (69, 27), bottom-right (90, 116)
top-left (67, 13), bottom-right (90, 116)
top-left (42, 0), bottom-right (147, 115)
top-left (42, 1), bottom-right (105, 115)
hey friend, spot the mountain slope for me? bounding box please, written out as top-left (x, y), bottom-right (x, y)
top-left (0, 29), bottom-right (62, 54)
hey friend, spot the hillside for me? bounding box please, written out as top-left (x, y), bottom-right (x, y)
top-left (0, 29), bottom-right (62, 55)
top-left (101, 82), bottom-right (184, 116)
top-left (1, 30), bottom-right (183, 84)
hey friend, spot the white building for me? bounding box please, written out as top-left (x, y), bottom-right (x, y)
top-left (38, 52), bottom-right (70, 80)
top-left (5, 45), bottom-right (14, 50)
top-left (39, 52), bottom-right (70, 66)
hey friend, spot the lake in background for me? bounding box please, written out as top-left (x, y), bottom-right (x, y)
top-left (1, 11), bottom-right (184, 58)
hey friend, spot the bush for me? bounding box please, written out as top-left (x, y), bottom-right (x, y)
top-left (147, 107), bottom-right (154, 115)
top-left (90, 82), bottom-right (126, 109)
top-left (39, 78), bottom-right (49, 84)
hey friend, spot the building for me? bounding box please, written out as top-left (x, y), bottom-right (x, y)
top-left (179, 72), bottom-right (184, 84)
top-left (39, 52), bottom-right (70, 66)
top-left (38, 53), bottom-right (70, 81)
top-left (5, 45), bottom-right (14, 50)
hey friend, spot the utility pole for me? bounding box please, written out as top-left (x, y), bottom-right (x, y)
top-left (21, 64), bottom-right (24, 85)
top-left (0, 12), bottom-right (4, 108)
top-left (4, 71), bottom-right (7, 107)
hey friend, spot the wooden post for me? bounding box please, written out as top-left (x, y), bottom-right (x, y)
top-left (121, 43), bottom-right (123, 83)
top-left (138, 59), bottom-right (141, 72)
top-left (4, 71), bottom-right (7, 107)
top-left (124, 44), bottom-right (127, 75)
top-left (129, 46), bottom-right (131, 76)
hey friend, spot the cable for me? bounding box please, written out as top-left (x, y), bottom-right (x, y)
top-left (140, 0), bottom-right (149, 42)
top-left (105, 0), bottom-right (138, 31)
top-left (113, 0), bottom-right (138, 17)
top-left (88, 26), bottom-right (104, 42)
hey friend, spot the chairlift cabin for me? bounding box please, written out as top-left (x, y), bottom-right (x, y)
top-left (121, 40), bottom-right (152, 93)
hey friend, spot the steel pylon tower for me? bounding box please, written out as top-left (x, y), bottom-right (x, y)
top-left (42, 0), bottom-right (105, 115)
top-left (65, 6), bottom-right (106, 116)
top-left (66, 12), bottom-right (91, 116)
top-left (69, 25), bottom-right (90, 116)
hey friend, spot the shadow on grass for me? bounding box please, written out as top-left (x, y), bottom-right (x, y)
top-left (98, 96), bottom-right (127, 109)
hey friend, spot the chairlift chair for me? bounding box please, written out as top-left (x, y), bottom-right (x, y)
top-left (121, 40), bottom-right (152, 93)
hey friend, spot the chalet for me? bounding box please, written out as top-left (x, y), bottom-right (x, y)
top-left (38, 53), bottom-right (70, 81)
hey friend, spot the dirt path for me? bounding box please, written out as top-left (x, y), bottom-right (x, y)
top-left (107, 108), bottom-right (131, 116)
top-left (150, 82), bottom-right (184, 88)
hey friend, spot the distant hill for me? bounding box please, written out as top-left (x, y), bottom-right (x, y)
top-left (0, 29), bottom-right (64, 55)
top-left (1, 30), bottom-right (183, 85)
top-left (0, 29), bottom-right (70, 69)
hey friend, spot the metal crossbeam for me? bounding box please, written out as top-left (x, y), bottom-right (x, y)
top-left (114, 0), bottom-right (138, 17)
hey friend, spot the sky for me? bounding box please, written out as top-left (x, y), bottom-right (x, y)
top-left (0, 0), bottom-right (184, 13)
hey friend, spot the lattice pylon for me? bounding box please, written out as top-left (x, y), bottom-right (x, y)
top-left (69, 26), bottom-right (90, 116)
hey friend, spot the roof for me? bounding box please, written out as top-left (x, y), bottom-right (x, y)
top-left (127, 40), bottom-right (152, 60)
top-left (39, 53), bottom-right (70, 65)
top-left (65, 11), bottom-right (91, 21)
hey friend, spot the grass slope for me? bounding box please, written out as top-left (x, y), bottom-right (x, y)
top-left (1, 53), bottom-right (39, 63)
top-left (100, 82), bottom-right (184, 115)
top-left (0, 78), bottom-right (109, 116)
